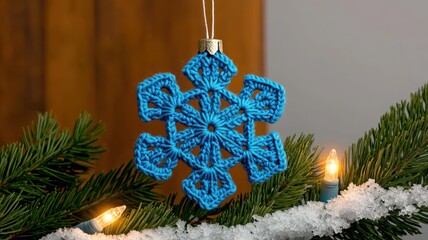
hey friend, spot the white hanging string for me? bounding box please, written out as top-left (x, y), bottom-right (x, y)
top-left (202, 0), bottom-right (215, 39)
top-left (211, 0), bottom-right (215, 39)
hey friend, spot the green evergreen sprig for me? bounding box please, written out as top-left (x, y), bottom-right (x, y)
top-left (104, 203), bottom-right (179, 235)
top-left (334, 84), bottom-right (428, 239)
top-left (165, 194), bottom-right (214, 225)
top-left (0, 113), bottom-right (104, 201)
top-left (341, 85), bottom-right (428, 188)
top-left (0, 194), bottom-right (27, 237)
top-left (0, 113), bottom-right (162, 239)
top-left (215, 134), bottom-right (322, 226)
top-left (6, 161), bottom-right (162, 239)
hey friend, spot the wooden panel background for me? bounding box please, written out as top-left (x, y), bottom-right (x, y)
top-left (0, 0), bottom-right (264, 197)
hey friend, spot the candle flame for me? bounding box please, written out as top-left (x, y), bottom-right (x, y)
top-left (324, 149), bottom-right (339, 181)
top-left (94, 205), bottom-right (126, 230)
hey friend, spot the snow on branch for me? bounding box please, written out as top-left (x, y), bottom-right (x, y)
top-left (42, 179), bottom-right (428, 240)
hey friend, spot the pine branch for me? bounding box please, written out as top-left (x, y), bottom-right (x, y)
top-left (0, 113), bottom-right (162, 239)
top-left (271, 134), bottom-right (323, 208)
top-left (213, 193), bottom-right (271, 227)
top-left (341, 84), bottom-right (428, 188)
top-left (22, 112), bottom-right (104, 179)
top-left (104, 203), bottom-right (179, 235)
top-left (13, 191), bottom-right (79, 239)
top-left (4, 160), bottom-right (161, 239)
top-left (324, 207), bottom-right (428, 240)
top-left (163, 193), bottom-right (232, 227)
top-left (335, 84), bottom-right (428, 239)
top-left (73, 160), bottom-right (162, 220)
top-left (215, 134), bottom-right (321, 226)
top-left (165, 194), bottom-right (211, 224)
top-left (0, 112), bottom-right (104, 201)
top-left (0, 193), bottom-right (28, 240)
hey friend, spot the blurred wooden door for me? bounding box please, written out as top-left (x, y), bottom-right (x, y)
top-left (0, 0), bottom-right (264, 196)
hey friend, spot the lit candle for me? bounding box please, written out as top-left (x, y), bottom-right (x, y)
top-left (320, 149), bottom-right (339, 203)
top-left (75, 205), bottom-right (126, 234)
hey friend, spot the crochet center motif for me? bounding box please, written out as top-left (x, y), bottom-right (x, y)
top-left (134, 52), bottom-right (287, 210)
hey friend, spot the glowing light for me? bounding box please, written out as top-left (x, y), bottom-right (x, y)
top-left (324, 149), bottom-right (339, 181)
top-left (93, 205), bottom-right (126, 230)
top-left (103, 213), bottom-right (113, 222)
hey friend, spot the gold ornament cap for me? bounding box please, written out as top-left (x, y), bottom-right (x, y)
top-left (198, 39), bottom-right (223, 55)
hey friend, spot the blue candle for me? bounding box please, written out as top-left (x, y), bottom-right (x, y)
top-left (320, 149), bottom-right (339, 203)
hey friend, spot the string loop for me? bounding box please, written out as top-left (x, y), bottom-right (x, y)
top-left (202, 0), bottom-right (215, 39)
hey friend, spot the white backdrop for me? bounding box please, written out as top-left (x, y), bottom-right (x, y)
top-left (265, 1), bottom-right (428, 239)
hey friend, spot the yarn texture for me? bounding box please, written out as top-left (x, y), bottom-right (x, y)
top-left (134, 51), bottom-right (287, 210)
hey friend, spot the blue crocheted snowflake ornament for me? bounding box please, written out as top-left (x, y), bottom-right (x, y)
top-left (134, 50), bottom-right (287, 210)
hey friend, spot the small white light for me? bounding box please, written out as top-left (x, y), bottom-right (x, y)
top-left (94, 205), bottom-right (127, 229)
top-left (324, 149), bottom-right (339, 181)
top-left (75, 205), bottom-right (126, 234)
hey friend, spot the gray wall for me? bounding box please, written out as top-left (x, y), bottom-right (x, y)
top-left (265, 1), bottom-right (428, 239)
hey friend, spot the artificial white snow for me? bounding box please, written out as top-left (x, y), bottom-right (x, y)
top-left (41, 179), bottom-right (428, 240)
